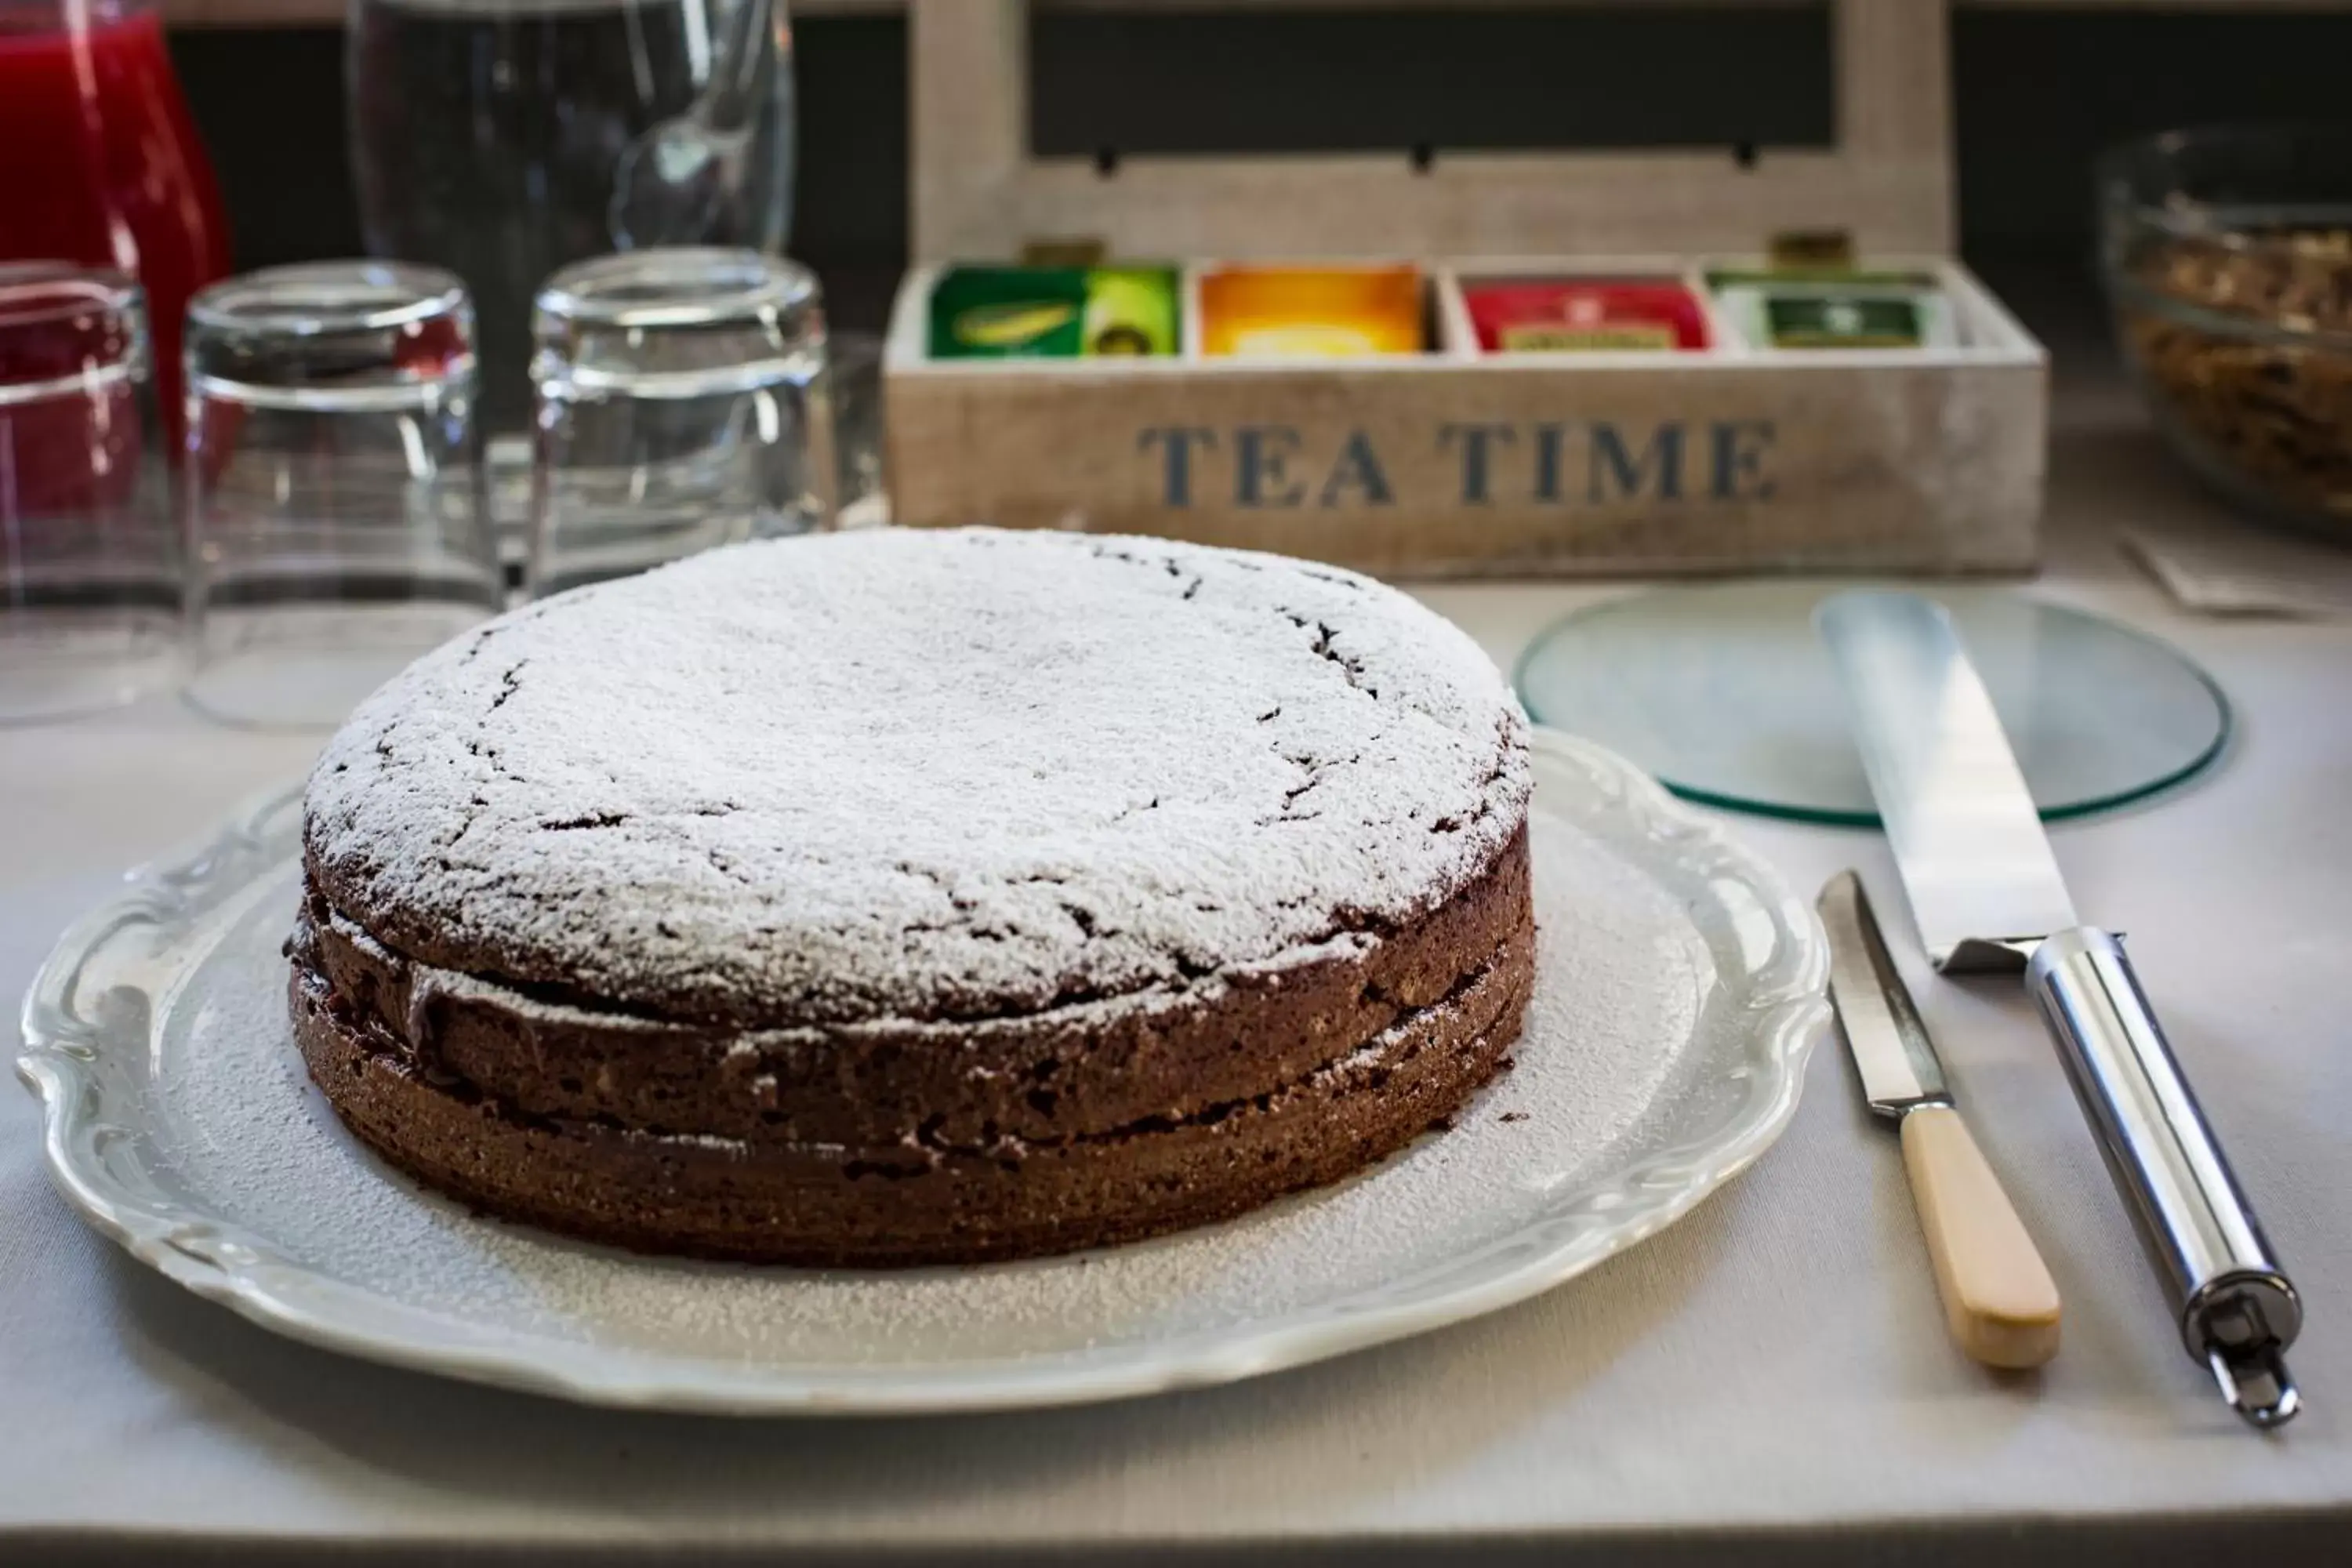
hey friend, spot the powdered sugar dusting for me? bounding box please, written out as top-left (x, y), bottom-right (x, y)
top-left (304, 528), bottom-right (1529, 1024)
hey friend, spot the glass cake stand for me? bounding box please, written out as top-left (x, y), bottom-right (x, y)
top-left (1514, 581), bottom-right (2230, 826)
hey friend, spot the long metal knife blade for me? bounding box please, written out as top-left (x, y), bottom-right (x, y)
top-left (1817, 870), bottom-right (1949, 1116)
top-left (1814, 591), bottom-right (2075, 971)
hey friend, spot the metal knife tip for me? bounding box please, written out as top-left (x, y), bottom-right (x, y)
top-left (2209, 1345), bottom-right (2303, 1431)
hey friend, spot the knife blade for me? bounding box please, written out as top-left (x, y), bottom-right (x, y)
top-left (1819, 870), bottom-right (2060, 1367)
top-left (1813, 593), bottom-right (2075, 971)
top-left (1818, 590), bottom-right (2303, 1428)
top-left (1819, 869), bottom-right (1948, 1114)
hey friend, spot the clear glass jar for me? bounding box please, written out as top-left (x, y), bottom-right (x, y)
top-left (2100, 125), bottom-right (2352, 539)
top-left (346, 0), bottom-right (797, 437)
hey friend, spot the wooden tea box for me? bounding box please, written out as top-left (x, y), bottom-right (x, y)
top-left (884, 0), bottom-right (2046, 579)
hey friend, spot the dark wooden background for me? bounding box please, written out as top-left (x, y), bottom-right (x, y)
top-left (172, 5), bottom-right (2352, 334)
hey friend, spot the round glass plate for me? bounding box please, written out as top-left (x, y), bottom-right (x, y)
top-left (17, 731), bottom-right (1826, 1415)
top-left (1515, 583), bottom-right (2230, 826)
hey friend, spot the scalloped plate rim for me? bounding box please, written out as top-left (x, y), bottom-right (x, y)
top-left (16, 728), bottom-right (1829, 1415)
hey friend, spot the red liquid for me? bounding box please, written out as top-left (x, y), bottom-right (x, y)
top-left (0, 5), bottom-right (232, 447)
top-left (0, 282), bottom-right (142, 518)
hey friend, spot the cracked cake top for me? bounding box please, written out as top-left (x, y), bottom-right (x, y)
top-left (302, 528), bottom-right (1531, 1027)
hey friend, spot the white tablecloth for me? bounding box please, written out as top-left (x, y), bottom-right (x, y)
top-left (4, 382), bottom-right (2348, 1563)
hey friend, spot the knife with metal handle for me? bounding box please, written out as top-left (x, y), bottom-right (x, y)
top-left (1818, 590), bottom-right (2302, 1428)
top-left (1819, 870), bottom-right (2062, 1369)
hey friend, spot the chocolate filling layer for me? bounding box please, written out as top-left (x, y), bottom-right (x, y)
top-left (293, 920), bottom-right (1534, 1266)
top-left (297, 825), bottom-right (1530, 1151)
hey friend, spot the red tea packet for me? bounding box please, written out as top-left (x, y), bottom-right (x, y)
top-left (1464, 278), bottom-right (1709, 353)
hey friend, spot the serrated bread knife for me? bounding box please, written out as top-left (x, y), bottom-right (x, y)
top-left (1817, 590), bottom-right (2301, 1429)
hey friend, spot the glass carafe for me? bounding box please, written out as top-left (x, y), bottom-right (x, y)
top-left (347, 0), bottom-right (797, 436)
top-left (0, 0), bottom-right (234, 447)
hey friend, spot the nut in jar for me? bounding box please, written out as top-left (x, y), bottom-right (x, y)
top-left (2122, 227), bottom-right (2352, 528)
top-left (2100, 126), bottom-right (2352, 536)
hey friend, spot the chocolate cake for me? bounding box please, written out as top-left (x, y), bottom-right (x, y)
top-left (292, 528), bottom-right (1535, 1265)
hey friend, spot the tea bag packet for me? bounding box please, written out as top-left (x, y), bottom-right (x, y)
top-left (1463, 278), bottom-right (1710, 353)
top-left (931, 266), bottom-right (1180, 358)
top-left (1200, 267), bottom-right (1425, 358)
top-left (931, 267), bottom-right (1087, 358)
top-left (1710, 268), bottom-right (1959, 350)
top-left (1083, 269), bottom-right (1181, 357)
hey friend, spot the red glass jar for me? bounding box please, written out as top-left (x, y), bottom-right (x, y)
top-left (0, 0), bottom-right (231, 447)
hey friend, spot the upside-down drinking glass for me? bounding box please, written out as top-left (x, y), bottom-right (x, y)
top-left (182, 261), bottom-right (503, 728)
top-left (0, 263), bottom-right (179, 724)
top-left (528, 247), bottom-right (833, 597)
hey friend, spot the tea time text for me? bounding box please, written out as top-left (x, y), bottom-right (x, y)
top-left (1137, 420), bottom-right (1777, 510)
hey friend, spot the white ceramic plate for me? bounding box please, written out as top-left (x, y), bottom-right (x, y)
top-left (17, 730), bottom-right (1827, 1415)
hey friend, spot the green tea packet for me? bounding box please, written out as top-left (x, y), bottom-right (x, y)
top-left (1083, 268), bottom-right (1180, 357)
top-left (1708, 267), bottom-right (1959, 350)
top-left (931, 266), bottom-right (1181, 358)
top-left (930, 267), bottom-right (1088, 358)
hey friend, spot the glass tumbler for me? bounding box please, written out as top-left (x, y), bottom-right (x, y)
top-left (0, 263), bottom-right (179, 724)
top-left (183, 261), bottom-right (503, 729)
top-left (528, 248), bottom-right (833, 597)
top-left (827, 328), bottom-right (887, 529)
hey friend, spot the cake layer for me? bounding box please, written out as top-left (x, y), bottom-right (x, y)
top-left (292, 917), bottom-right (1534, 1266)
top-left (302, 529), bottom-right (1531, 1028)
top-left (296, 825), bottom-right (1530, 1149)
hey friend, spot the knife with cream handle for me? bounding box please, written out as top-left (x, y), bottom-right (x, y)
top-left (1819, 870), bottom-right (2061, 1370)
